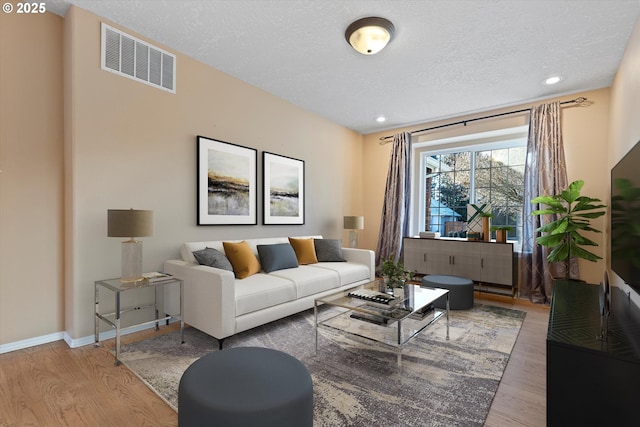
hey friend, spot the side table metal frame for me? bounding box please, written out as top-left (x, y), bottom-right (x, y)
top-left (94, 278), bottom-right (184, 365)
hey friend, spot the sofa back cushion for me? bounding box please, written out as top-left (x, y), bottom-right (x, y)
top-left (314, 239), bottom-right (346, 262)
top-left (288, 237), bottom-right (318, 264)
top-left (180, 236), bottom-right (323, 264)
top-left (222, 241), bottom-right (262, 279)
top-left (257, 243), bottom-right (299, 273)
top-left (192, 247), bottom-right (234, 271)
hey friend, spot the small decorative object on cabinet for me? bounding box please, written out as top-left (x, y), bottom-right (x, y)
top-left (467, 203), bottom-right (491, 239)
top-left (478, 211), bottom-right (493, 242)
top-left (491, 225), bottom-right (514, 243)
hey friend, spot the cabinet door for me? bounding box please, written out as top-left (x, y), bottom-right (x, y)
top-left (449, 240), bottom-right (481, 280)
top-left (403, 238), bottom-right (427, 273)
top-left (480, 243), bottom-right (513, 286)
top-left (403, 238), bottom-right (452, 275)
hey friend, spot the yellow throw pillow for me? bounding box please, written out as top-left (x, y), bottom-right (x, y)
top-left (288, 237), bottom-right (318, 265)
top-left (222, 241), bottom-right (261, 279)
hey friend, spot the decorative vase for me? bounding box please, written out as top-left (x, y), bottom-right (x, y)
top-left (496, 229), bottom-right (507, 243)
top-left (482, 217), bottom-right (490, 242)
top-left (393, 280), bottom-right (406, 299)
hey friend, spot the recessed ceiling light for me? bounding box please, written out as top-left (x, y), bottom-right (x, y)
top-left (375, 116), bottom-right (387, 123)
top-left (544, 75), bottom-right (563, 85)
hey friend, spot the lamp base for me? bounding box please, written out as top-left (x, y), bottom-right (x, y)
top-left (348, 230), bottom-right (359, 248)
top-left (121, 240), bottom-right (143, 283)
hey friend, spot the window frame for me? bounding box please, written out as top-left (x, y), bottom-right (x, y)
top-left (409, 126), bottom-right (529, 246)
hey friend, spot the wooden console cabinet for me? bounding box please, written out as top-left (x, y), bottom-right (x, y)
top-left (547, 281), bottom-right (640, 426)
top-left (403, 237), bottom-right (515, 295)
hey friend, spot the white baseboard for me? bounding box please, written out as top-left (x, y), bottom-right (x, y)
top-left (0, 331), bottom-right (65, 354)
top-left (1, 320), bottom-right (177, 354)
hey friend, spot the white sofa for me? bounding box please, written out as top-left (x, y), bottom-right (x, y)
top-left (164, 236), bottom-right (374, 347)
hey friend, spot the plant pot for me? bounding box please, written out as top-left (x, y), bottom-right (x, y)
top-left (496, 229), bottom-right (507, 243)
top-left (393, 287), bottom-right (404, 299)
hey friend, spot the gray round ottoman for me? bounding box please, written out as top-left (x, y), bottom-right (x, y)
top-left (422, 274), bottom-right (474, 310)
top-left (178, 347), bottom-right (313, 427)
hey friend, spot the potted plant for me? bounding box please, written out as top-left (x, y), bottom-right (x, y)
top-left (531, 179), bottom-right (606, 280)
top-left (378, 256), bottom-right (414, 294)
top-left (491, 225), bottom-right (514, 243)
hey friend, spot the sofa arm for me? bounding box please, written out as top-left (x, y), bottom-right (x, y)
top-left (341, 248), bottom-right (375, 281)
top-left (163, 259), bottom-right (237, 340)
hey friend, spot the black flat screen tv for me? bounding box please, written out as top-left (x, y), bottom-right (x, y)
top-left (610, 139), bottom-right (640, 294)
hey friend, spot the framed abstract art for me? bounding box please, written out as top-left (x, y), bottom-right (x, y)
top-left (262, 152), bottom-right (305, 225)
top-left (197, 135), bottom-right (257, 225)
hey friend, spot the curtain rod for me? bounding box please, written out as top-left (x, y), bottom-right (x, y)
top-left (378, 96), bottom-right (589, 144)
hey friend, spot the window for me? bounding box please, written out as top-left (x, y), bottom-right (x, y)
top-left (412, 127), bottom-right (527, 248)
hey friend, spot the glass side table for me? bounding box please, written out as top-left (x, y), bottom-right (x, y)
top-left (94, 277), bottom-right (184, 365)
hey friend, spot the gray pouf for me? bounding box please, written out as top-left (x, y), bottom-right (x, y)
top-left (178, 347), bottom-right (313, 427)
top-left (422, 274), bottom-right (474, 310)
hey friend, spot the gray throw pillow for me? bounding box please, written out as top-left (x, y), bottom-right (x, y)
top-left (257, 243), bottom-right (299, 273)
top-left (314, 239), bottom-right (346, 262)
top-left (192, 247), bottom-right (234, 271)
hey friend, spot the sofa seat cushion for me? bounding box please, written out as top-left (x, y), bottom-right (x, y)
top-left (309, 262), bottom-right (370, 286)
top-left (235, 274), bottom-right (297, 316)
top-left (270, 266), bottom-right (340, 298)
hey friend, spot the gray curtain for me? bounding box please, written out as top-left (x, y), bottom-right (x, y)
top-left (375, 132), bottom-right (411, 266)
top-left (521, 102), bottom-right (575, 303)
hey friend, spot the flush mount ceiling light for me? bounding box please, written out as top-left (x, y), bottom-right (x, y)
top-left (375, 116), bottom-right (387, 123)
top-left (345, 17), bottom-right (395, 55)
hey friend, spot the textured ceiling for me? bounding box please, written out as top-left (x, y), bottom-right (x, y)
top-left (45, 0), bottom-right (640, 135)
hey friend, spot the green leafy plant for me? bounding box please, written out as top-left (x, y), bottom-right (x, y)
top-left (531, 180), bottom-right (606, 280)
top-left (378, 257), bottom-right (414, 288)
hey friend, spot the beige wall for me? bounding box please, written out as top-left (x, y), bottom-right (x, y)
top-left (1, 6), bottom-right (363, 346)
top-left (63, 7), bottom-right (363, 341)
top-left (362, 87), bottom-right (611, 286)
top-left (0, 12), bottom-right (65, 345)
top-left (608, 17), bottom-right (640, 303)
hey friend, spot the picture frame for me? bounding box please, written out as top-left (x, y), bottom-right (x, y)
top-left (197, 135), bottom-right (257, 225)
top-left (262, 152), bottom-right (305, 225)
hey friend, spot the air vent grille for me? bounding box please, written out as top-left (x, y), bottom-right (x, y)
top-left (101, 23), bottom-right (175, 93)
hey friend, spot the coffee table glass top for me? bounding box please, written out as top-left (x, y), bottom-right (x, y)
top-left (315, 280), bottom-right (449, 354)
top-left (316, 280), bottom-right (448, 322)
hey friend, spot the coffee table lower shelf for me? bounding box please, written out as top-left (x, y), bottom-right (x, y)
top-left (314, 284), bottom-right (449, 367)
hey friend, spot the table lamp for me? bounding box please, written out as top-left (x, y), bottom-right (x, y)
top-left (343, 216), bottom-right (364, 248)
top-left (108, 209), bottom-right (153, 282)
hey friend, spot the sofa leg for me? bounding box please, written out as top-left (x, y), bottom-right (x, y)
top-left (218, 338), bottom-right (225, 350)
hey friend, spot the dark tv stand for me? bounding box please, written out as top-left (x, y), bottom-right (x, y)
top-left (547, 280), bottom-right (640, 426)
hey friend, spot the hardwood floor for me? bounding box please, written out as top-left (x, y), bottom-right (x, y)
top-left (0, 294), bottom-right (548, 427)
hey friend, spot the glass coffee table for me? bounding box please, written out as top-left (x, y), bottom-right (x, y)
top-left (314, 280), bottom-right (449, 366)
